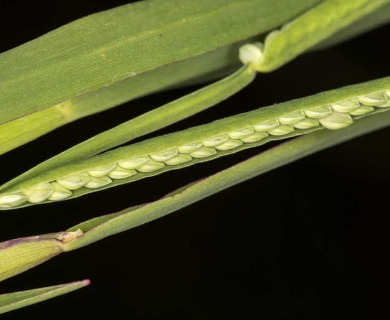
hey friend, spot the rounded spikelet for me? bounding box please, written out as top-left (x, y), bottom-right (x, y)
top-left (23, 182), bottom-right (54, 203)
top-left (319, 112), bottom-right (353, 130)
top-left (239, 43), bottom-right (264, 71)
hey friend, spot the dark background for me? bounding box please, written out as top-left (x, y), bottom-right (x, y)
top-left (0, 1), bottom-right (389, 319)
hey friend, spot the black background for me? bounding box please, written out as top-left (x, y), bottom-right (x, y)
top-left (0, 1), bottom-right (389, 319)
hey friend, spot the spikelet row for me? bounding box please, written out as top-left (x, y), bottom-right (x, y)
top-left (1, 90), bottom-right (389, 209)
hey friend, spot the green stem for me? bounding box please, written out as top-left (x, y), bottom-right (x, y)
top-left (255, 0), bottom-right (389, 71)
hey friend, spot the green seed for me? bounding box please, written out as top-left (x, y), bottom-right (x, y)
top-left (358, 92), bottom-right (387, 106)
top-left (304, 105), bottom-right (333, 118)
top-left (203, 134), bottom-right (229, 147)
top-left (178, 142), bottom-right (203, 153)
top-left (108, 167), bottom-right (137, 179)
top-left (88, 164), bottom-right (116, 177)
top-left (319, 112), bottom-right (353, 130)
top-left (240, 131), bottom-right (269, 143)
top-left (56, 173), bottom-right (90, 190)
top-left (254, 119), bottom-right (279, 131)
top-left (293, 118), bottom-right (320, 129)
top-left (164, 154), bottom-right (193, 166)
top-left (215, 139), bottom-right (243, 150)
top-left (190, 147), bottom-right (217, 158)
top-left (349, 105), bottom-right (375, 116)
top-left (268, 125), bottom-right (295, 136)
top-left (118, 156), bottom-right (150, 169)
top-left (228, 127), bottom-right (254, 139)
top-left (331, 99), bottom-right (360, 113)
top-left (48, 182), bottom-right (72, 200)
top-left (0, 193), bottom-right (26, 208)
top-left (137, 160), bottom-right (165, 173)
top-left (150, 148), bottom-right (178, 162)
top-left (22, 182), bottom-right (54, 203)
top-left (85, 176), bottom-right (112, 189)
top-left (278, 111), bottom-right (305, 124)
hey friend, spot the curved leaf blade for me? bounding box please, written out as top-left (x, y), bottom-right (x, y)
top-left (0, 0), bottom-right (322, 125)
top-left (0, 280), bottom-right (90, 315)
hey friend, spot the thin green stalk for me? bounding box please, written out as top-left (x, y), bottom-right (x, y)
top-left (251, 0), bottom-right (389, 72)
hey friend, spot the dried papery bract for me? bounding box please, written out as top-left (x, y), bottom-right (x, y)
top-left (0, 230), bottom-right (83, 281)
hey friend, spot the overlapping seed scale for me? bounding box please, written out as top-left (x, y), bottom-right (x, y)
top-left (85, 176), bottom-right (112, 189)
top-left (57, 173), bottom-right (90, 190)
top-left (108, 167), bottom-right (137, 179)
top-left (49, 182), bottom-right (72, 200)
top-left (88, 164), bottom-right (116, 177)
top-left (190, 146), bottom-right (217, 158)
top-left (331, 99), bottom-right (359, 113)
top-left (228, 127), bottom-right (254, 139)
top-left (319, 112), bottom-right (353, 130)
top-left (215, 139), bottom-right (243, 150)
top-left (164, 154), bottom-right (193, 166)
top-left (349, 106), bottom-right (374, 116)
top-left (118, 156), bottom-right (150, 170)
top-left (178, 142), bottom-right (203, 153)
top-left (240, 131), bottom-right (269, 143)
top-left (385, 90), bottom-right (390, 102)
top-left (358, 92), bottom-right (388, 107)
top-left (150, 148), bottom-right (178, 161)
top-left (0, 193), bottom-right (27, 208)
top-left (253, 119), bottom-right (279, 131)
top-left (268, 125), bottom-right (295, 136)
top-left (304, 105), bottom-right (333, 118)
top-left (278, 111), bottom-right (305, 124)
top-left (293, 118), bottom-right (319, 130)
top-left (23, 182), bottom-right (54, 203)
top-left (203, 134), bottom-right (229, 147)
top-left (137, 159), bottom-right (165, 173)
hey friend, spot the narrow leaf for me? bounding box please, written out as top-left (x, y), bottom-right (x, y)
top-left (0, 280), bottom-right (90, 315)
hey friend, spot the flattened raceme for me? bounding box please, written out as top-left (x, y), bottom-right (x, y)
top-left (1, 89), bottom-right (389, 209)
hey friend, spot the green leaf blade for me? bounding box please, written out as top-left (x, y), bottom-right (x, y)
top-left (0, 0), bottom-right (322, 125)
top-left (0, 280), bottom-right (90, 315)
